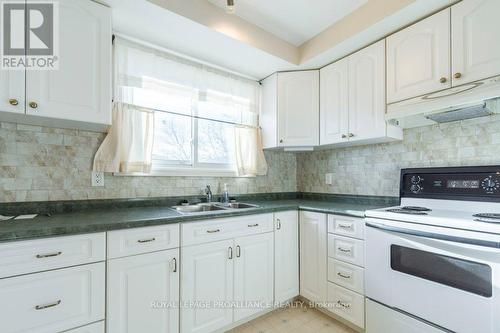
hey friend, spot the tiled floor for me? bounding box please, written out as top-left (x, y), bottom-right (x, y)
top-left (227, 301), bottom-right (356, 333)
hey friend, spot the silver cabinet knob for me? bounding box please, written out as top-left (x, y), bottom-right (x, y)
top-left (29, 101), bottom-right (38, 109)
top-left (348, 133), bottom-right (354, 138)
top-left (439, 77), bottom-right (447, 83)
top-left (341, 134), bottom-right (347, 139)
top-left (9, 98), bottom-right (18, 106)
top-left (454, 72), bottom-right (462, 79)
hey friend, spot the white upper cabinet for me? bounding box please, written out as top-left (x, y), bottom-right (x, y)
top-left (320, 40), bottom-right (401, 146)
top-left (320, 59), bottom-right (349, 145)
top-left (451, 0), bottom-right (500, 85)
top-left (277, 71), bottom-right (319, 147)
top-left (0, 70), bottom-right (24, 115)
top-left (260, 73), bottom-right (278, 149)
top-left (387, 9), bottom-right (451, 103)
top-left (26, 0), bottom-right (111, 127)
top-left (348, 40), bottom-right (387, 142)
top-left (261, 70), bottom-right (319, 149)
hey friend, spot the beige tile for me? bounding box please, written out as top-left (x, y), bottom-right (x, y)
top-left (228, 305), bottom-right (356, 333)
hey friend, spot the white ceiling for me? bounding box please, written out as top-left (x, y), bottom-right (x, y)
top-left (208, 0), bottom-right (368, 46)
top-left (99, 0), bottom-right (455, 79)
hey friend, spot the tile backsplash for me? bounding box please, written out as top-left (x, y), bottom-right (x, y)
top-left (297, 115), bottom-right (500, 197)
top-left (2, 113), bottom-right (500, 202)
top-left (0, 122), bottom-right (297, 202)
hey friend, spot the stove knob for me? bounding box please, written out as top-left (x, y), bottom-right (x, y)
top-left (411, 176), bottom-right (422, 184)
top-left (410, 184), bottom-right (421, 194)
top-left (482, 177), bottom-right (500, 193)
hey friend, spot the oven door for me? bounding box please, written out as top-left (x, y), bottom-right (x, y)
top-left (365, 218), bottom-right (500, 333)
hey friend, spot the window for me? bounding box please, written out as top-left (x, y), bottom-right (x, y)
top-left (114, 38), bottom-right (260, 175)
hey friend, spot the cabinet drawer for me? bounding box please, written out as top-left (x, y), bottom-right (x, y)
top-left (328, 282), bottom-right (364, 329)
top-left (328, 234), bottom-right (364, 267)
top-left (0, 233), bottom-right (105, 279)
top-left (64, 321), bottom-right (105, 333)
top-left (0, 263), bottom-right (105, 333)
top-left (181, 214), bottom-right (274, 246)
top-left (328, 215), bottom-right (365, 240)
top-left (107, 224), bottom-right (180, 259)
top-left (328, 258), bottom-right (364, 294)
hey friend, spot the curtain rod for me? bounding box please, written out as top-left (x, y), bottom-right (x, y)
top-left (125, 103), bottom-right (259, 129)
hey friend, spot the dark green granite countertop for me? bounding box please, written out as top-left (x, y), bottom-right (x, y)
top-left (0, 195), bottom-right (396, 243)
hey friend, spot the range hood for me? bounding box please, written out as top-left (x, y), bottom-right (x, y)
top-left (386, 75), bottom-right (500, 128)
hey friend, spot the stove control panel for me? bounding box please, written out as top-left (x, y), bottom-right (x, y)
top-left (401, 166), bottom-right (500, 201)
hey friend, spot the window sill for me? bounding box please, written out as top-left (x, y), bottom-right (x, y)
top-left (114, 168), bottom-right (242, 178)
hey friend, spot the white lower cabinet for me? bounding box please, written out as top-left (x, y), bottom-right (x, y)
top-left (0, 262), bottom-right (105, 333)
top-left (181, 239), bottom-right (235, 333)
top-left (274, 211), bottom-right (299, 304)
top-left (299, 211), bottom-right (327, 303)
top-left (106, 249), bottom-right (179, 333)
top-left (366, 299), bottom-right (445, 333)
top-left (234, 232), bottom-right (274, 321)
top-left (328, 283), bottom-right (365, 329)
top-left (326, 214), bottom-right (366, 329)
top-left (181, 214), bottom-right (275, 333)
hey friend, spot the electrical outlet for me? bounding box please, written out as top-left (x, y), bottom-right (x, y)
top-left (91, 171), bottom-right (104, 187)
top-left (325, 173), bottom-right (333, 185)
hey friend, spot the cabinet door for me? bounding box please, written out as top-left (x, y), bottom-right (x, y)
top-left (277, 70), bottom-right (319, 147)
top-left (181, 240), bottom-right (234, 333)
top-left (26, 0), bottom-right (111, 125)
top-left (299, 211), bottom-right (327, 303)
top-left (387, 9), bottom-right (451, 103)
top-left (260, 73), bottom-right (278, 149)
top-left (320, 59), bottom-right (349, 145)
top-left (0, 68), bottom-right (24, 114)
top-left (234, 232), bottom-right (274, 322)
top-left (107, 249), bottom-right (179, 333)
top-left (452, 0), bottom-right (500, 85)
top-left (348, 40), bottom-right (386, 142)
top-left (274, 211), bottom-right (299, 304)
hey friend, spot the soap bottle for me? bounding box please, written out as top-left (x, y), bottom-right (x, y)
top-left (222, 183), bottom-right (230, 205)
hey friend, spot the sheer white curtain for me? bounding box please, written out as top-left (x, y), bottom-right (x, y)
top-left (93, 103), bottom-right (154, 173)
top-left (234, 126), bottom-right (268, 177)
top-left (94, 37), bottom-right (267, 176)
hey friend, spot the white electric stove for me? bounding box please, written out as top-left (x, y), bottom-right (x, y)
top-left (364, 166), bottom-right (500, 333)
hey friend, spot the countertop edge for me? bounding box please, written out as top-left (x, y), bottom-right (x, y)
top-left (0, 204), bottom-right (371, 243)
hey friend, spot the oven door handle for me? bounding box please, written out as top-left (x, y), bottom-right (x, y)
top-left (365, 221), bottom-right (500, 249)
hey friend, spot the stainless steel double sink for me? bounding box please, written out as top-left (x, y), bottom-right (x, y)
top-left (172, 202), bottom-right (259, 215)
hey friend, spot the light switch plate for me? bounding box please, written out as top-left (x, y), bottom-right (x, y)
top-left (91, 171), bottom-right (104, 187)
top-left (325, 173), bottom-right (333, 185)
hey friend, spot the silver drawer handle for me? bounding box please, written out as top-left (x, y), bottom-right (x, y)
top-left (337, 247), bottom-right (351, 253)
top-left (236, 245), bottom-right (241, 258)
top-left (338, 223), bottom-right (353, 230)
top-left (228, 246), bottom-right (233, 259)
top-left (276, 219), bottom-right (281, 230)
top-left (36, 251), bottom-right (62, 259)
top-left (337, 272), bottom-right (351, 279)
top-left (247, 223), bottom-right (259, 228)
top-left (337, 300), bottom-right (351, 309)
top-left (137, 238), bottom-right (156, 243)
top-left (35, 300), bottom-right (61, 310)
top-left (207, 229), bottom-right (220, 234)
top-left (172, 258), bottom-right (177, 273)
